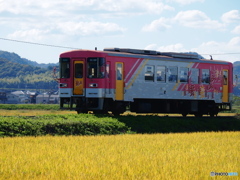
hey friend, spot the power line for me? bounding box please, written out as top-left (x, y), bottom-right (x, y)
top-left (1, 37), bottom-right (240, 56)
top-left (0, 37), bottom-right (79, 50)
top-left (201, 52), bottom-right (240, 56)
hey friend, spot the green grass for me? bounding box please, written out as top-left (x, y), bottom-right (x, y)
top-left (0, 114), bottom-right (130, 137)
top-left (0, 104), bottom-right (59, 110)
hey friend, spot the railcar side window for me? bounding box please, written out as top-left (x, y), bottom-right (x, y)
top-left (157, 66), bottom-right (166, 82)
top-left (168, 66), bottom-right (178, 83)
top-left (145, 66), bottom-right (154, 81)
top-left (190, 68), bottom-right (199, 84)
top-left (201, 69), bottom-right (210, 84)
top-left (87, 58), bottom-right (105, 78)
top-left (60, 58), bottom-right (70, 78)
top-left (180, 67), bottom-right (188, 83)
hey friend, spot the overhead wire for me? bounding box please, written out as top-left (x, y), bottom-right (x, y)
top-left (201, 52), bottom-right (240, 56)
top-left (0, 37), bottom-right (240, 56)
top-left (0, 37), bottom-right (79, 50)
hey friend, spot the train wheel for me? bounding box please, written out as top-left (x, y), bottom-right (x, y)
top-left (209, 112), bottom-right (215, 117)
top-left (77, 110), bottom-right (88, 114)
top-left (93, 110), bottom-right (108, 114)
top-left (182, 113), bottom-right (187, 117)
top-left (194, 113), bottom-right (203, 117)
top-left (112, 111), bottom-right (121, 116)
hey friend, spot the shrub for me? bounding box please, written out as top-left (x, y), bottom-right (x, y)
top-left (0, 114), bottom-right (130, 137)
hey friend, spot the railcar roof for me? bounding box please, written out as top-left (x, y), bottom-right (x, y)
top-left (60, 48), bottom-right (232, 65)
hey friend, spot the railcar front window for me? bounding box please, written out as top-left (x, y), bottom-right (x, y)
top-left (75, 63), bottom-right (83, 78)
top-left (87, 58), bottom-right (105, 78)
top-left (60, 58), bottom-right (70, 78)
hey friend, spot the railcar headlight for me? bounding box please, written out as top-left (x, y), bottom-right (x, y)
top-left (89, 83), bottom-right (98, 87)
top-left (60, 83), bottom-right (68, 87)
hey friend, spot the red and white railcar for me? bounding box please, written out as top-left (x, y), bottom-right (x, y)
top-left (59, 48), bottom-right (233, 117)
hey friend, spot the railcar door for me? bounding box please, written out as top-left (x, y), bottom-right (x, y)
top-left (222, 69), bottom-right (228, 102)
top-left (73, 60), bottom-right (84, 95)
top-left (115, 62), bottom-right (124, 100)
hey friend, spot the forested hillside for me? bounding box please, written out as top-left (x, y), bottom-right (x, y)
top-left (0, 51), bottom-right (58, 90)
top-left (0, 50), bottom-right (58, 68)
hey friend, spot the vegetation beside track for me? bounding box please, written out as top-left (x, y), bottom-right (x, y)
top-left (0, 113), bottom-right (240, 137)
top-left (0, 114), bottom-right (130, 137)
top-left (0, 104), bottom-right (59, 110)
top-left (0, 104), bottom-right (239, 137)
top-left (117, 115), bottom-right (240, 133)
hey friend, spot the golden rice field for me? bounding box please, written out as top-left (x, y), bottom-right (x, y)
top-left (0, 109), bottom-right (76, 116)
top-left (0, 132), bottom-right (239, 180)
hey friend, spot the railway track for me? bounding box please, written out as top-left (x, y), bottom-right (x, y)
top-left (121, 112), bottom-right (237, 117)
top-left (0, 111), bottom-right (237, 118)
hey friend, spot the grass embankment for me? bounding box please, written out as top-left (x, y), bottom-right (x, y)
top-left (0, 114), bottom-right (240, 137)
top-left (0, 114), bottom-right (130, 137)
top-left (0, 104), bottom-right (240, 137)
top-left (0, 104), bottom-right (59, 110)
top-left (0, 132), bottom-right (239, 180)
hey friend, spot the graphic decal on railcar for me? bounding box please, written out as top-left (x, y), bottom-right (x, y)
top-left (125, 58), bottom-right (146, 89)
top-left (175, 62), bottom-right (228, 101)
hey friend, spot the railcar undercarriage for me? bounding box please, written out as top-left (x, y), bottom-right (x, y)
top-left (60, 97), bottom-right (231, 117)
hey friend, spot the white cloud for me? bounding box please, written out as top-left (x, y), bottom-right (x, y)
top-left (221, 10), bottom-right (240, 23)
top-left (157, 43), bottom-right (186, 52)
top-left (192, 37), bottom-right (240, 62)
top-left (7, 29), bottom-right (50, 41)
top-left (1, 9), bottom-right (126, 38)
top-left (144, 44), bottom-right (158, 50)
top-left (0, 0), bottom-right (174, 16)
top-left (174, 10), bottom-right (224, 29)
top-left (232, 25), bottom-right (240, 34)
top-left (85, 0), bottom-right (174, 14)
top-left (168, 0), bottom-right (204, 5)
top-left (145, 37), bottom-right (240, 63)
top-left (142, 18), bottom-right (171, 32)
top-left (143, 10), bottom-right (224, 32)
top-left (0, 0), bottom-right (172, 39)
top-left (57, 21), bottom-right (126, 36)
top-left (228, 36), bottom-right (240, 46)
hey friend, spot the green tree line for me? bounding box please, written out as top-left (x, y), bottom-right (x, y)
top-left (0, 58), bottom-right (58, 90)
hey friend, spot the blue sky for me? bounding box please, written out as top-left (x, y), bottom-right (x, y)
top-left (0, 0), bottom-right (240, 64)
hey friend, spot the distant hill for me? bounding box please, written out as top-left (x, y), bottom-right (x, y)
top-left (0, 50), bottom-right (58, 68)
top-left (0, 50), bottom-right (58, 90)
top-left (233, 61), bottom-right (240, 74)
top-left (0, 58), bottom-right (47, 78)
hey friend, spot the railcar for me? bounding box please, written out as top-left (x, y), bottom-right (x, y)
top-left (59, 48), bottom-right (233, 117)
